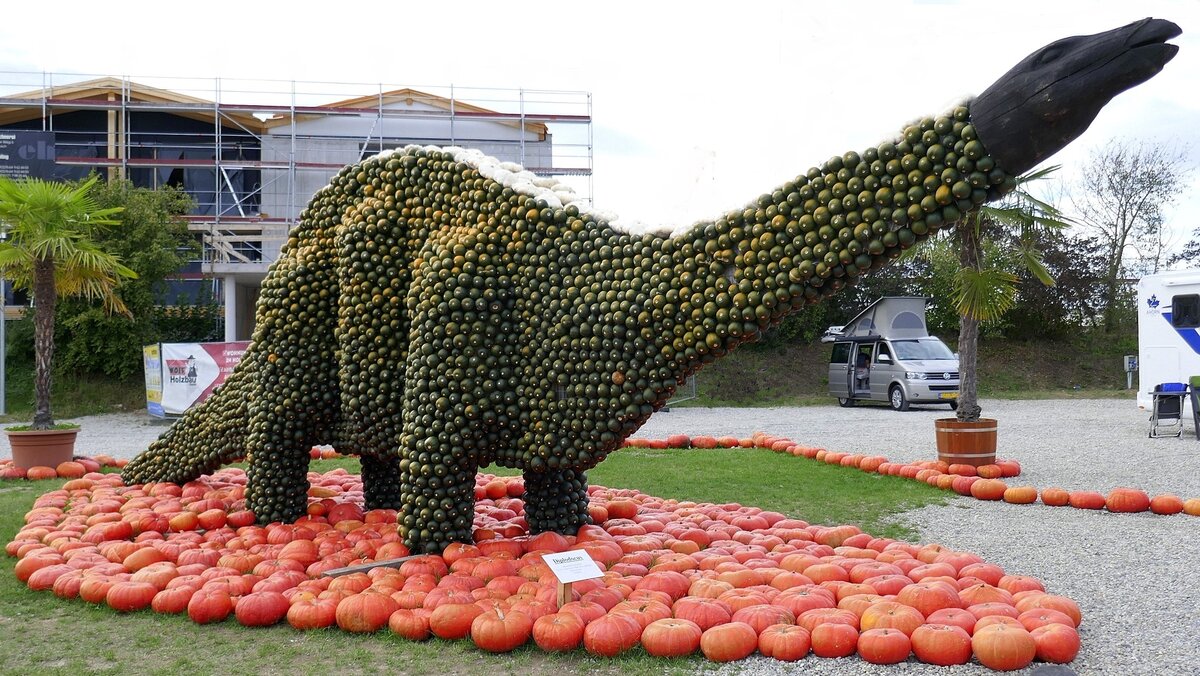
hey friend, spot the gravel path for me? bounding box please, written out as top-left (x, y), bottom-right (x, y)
top-left (639, 400), bottom-right (1200, 676)
top-left (7, 400), bottom-right (1198, 675)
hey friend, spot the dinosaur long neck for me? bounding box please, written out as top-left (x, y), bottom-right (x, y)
top-left (655, 103), bottom-right (1015, 379)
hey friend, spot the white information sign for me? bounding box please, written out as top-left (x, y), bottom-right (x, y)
top-left (540, 551), bottom-right (604, 584)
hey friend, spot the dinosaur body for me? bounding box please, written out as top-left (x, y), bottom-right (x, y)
top-left (123, 18), bottom-right (1180, 553)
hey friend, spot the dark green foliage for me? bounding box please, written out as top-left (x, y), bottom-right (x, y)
top-left (998, 231), bottom-right (1109, 339)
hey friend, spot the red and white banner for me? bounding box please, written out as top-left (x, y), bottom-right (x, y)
top-left (151, 341), bottom-right (250, 416)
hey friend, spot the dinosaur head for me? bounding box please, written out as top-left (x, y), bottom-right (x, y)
top-left (972, 17), bottom-right (1180, 176)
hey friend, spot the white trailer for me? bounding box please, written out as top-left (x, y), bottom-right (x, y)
top-left (1136, 269), bottom-right (1200, 411)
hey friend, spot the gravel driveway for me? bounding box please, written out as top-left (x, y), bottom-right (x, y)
top-left (641, 400), bottom-right (1200, 676)
top-left (7, 399), bottom-right (1198, 675)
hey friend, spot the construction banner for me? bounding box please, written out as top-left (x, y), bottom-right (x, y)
top-left (146, 341), bottom-right (250, 417)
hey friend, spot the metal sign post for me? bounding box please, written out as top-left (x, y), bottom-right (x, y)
top-left (1124, 355), bottom-right (1138, 390)
top-left (0, 234), bottom-right (6, 416)
top-left (1, 282), bottom-right (5, 415)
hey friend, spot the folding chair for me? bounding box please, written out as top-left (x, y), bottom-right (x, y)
top-left (1150, 382), bottom-right (1187, 438)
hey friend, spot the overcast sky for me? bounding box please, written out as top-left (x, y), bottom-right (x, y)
top-left (2, 1), bottom-right (1198, 255)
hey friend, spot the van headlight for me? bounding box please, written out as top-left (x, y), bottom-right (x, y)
top-left (905, 372), bottom-right (927, 380)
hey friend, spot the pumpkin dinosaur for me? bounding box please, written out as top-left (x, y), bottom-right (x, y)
top-left (124, 18), bottom-right (1180, 552)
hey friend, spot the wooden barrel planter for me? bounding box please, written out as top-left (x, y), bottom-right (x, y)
top-left (934, 418), bottom-right (997, 467)
top-left (5, 429), bottom-right (79, 469)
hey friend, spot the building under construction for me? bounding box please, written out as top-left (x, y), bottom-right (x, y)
top-left (0, 73), bottom-right (593, 339)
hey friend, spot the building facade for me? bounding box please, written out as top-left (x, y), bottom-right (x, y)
top-left (0, 74), bottom-right (592, 338)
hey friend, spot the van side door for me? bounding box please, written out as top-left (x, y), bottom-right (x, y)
top-left (871, 342), bottom-right (895, 400)
top-left (829, 341), bottom-right (852, 399)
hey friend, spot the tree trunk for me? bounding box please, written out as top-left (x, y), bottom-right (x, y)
top-left (32, 257), bottom-right (57, 430)
top-left (957, 221), bottom-right (983, 422)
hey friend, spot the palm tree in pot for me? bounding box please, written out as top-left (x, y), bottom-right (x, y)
top-left (916, 167), bottom-right (1069, 459)
top-left (0, 176), bottom-right (134, 464)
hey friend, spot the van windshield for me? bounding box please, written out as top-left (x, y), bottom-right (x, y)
top-left (892, 339), bottom-right (955, 361)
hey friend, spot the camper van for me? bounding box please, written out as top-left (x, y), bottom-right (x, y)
top-left (1136, 269), bottom-right (1200, 411)
top-left (826, 297), bottom-right (960, 411)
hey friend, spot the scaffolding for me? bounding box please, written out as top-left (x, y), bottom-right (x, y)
top-left (0, 72), bottom-right (593, 276)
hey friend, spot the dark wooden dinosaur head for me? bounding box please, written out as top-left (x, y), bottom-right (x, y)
top-left (972, 17), bottom-right (1181, 176)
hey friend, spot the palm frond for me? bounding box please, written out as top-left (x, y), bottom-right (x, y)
top-left (1019, 248), bottom-right (1057, 286)
top-left (0, 175), bottom-right (132, 316)
top-left (953, 266), bottom-right (1020, 322)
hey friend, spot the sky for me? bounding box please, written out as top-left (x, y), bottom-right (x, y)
top-left (2, 0), bottom-right (1198, 256)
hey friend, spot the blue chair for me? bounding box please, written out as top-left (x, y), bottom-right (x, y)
top-left (1150, 382), bottom-right (1187, 438)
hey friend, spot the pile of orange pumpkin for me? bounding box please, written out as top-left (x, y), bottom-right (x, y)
top-left (0, 455), bottom-right (126, 481)
top-left (625, 433), bottom-right (1200, 517)
top-left (9, 466), bottom-right (1084, 670)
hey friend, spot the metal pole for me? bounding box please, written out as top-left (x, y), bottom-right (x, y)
top-left (587, 92), bottom-right (593, 205)
top-left (519, 88), bottom-right (526, 166)
top-left (1, 275), bottom-right (6, 416)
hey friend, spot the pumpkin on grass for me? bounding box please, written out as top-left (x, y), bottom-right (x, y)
top-left (287, 596), bottom-right (338, 630)
top-left (106, 581), bottom-right (158, 612)
top-left (388, 608), bottom-right (432, 641)
top-left (699, 622), bottom-right (758, 662)
top-left (533, 612), bottom-right (584, 652)
top-left (471, 606), bottom-right (533, 653)
top-left (335, 591), bottom-right (399, 633)
top-left (235, 591), bottom-right (290, 627)
top-left (187, 588), bottom-right (233, 624)
top-left (640, 618), bottom-right (702, 657)
top-left (584, 612), bottom-right (642, 657)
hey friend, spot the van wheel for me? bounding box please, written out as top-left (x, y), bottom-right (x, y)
top-left (889, 386), bottom-right (910, 411)
top-left (837, 397), bottom-right (855, 408)
top-left (948, 400), bottom-right (959, 411)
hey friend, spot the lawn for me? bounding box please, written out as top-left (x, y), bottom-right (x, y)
top-left (0, 450), bottom-right (948, 675)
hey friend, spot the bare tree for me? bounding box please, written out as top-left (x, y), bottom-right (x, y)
top-left (1069, 139), bottom-right (1191, 330)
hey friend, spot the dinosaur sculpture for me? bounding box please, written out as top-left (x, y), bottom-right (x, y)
top-left (123, 18), bottom-right (1180, 552)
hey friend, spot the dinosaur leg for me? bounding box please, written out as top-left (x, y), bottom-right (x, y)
top-left (522, 468), bottom-right (593, 535)
top-left (361, 454), bottom-right (403, 510)
top-left (243, 414), bottom-right (311, 524)
top-left (397, 436), bottom-right (478, 554)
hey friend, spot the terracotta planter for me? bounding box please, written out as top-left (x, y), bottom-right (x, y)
top-left (5, 428), bottom-right (79, 468)
top-left (934, 418), bottom-right (997, 467)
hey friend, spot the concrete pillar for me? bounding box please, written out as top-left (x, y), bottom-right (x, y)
top-left (223, 276), bottom-right (238, 342)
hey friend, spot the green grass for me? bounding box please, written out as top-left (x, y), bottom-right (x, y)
top-left (0, 448), bottom-right (948, 674)
top-left (0, 364), bottom-right (145, 424)
top-left (680, 334), bottom-right (1136, 407)
top-left (487, 448), bottom-right (946, 540)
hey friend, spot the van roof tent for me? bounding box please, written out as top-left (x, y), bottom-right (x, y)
top-left (842, 297), bottom-right (930, 339)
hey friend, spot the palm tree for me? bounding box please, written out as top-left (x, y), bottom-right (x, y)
top-left (0, 175), bottom-right (135, 429)
top-left (917, 166), bottom-right (1070, 422)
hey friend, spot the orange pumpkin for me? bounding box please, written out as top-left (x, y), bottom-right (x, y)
top-left (699, 621), bottom-right (758, 662)
top-left (971, 623), bottom-right (1036, 670)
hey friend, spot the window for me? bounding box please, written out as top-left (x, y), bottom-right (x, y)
top-left (891, 311), bottom-right (925, 330)
top-left (875, 344), bottom-right (892, 364)
top-left (856, 345), bottom-right (873, 368)
top-left (1172, 294), bottom-right (1200, 328)
top-left (892, 338), bottom-right (956, 361)
top-left (830, 342), bottom-right (851, 365)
